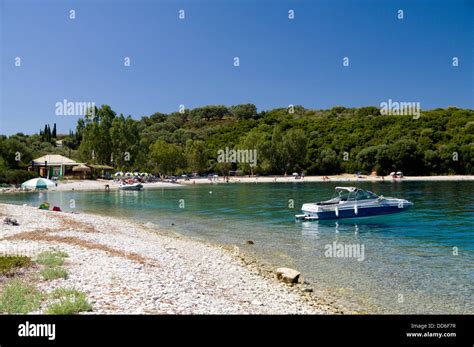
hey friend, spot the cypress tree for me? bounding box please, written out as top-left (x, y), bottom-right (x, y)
top-left (43, 124), bottom-right (48, 142)
top-left (47, 124), bottom-right (51, 142)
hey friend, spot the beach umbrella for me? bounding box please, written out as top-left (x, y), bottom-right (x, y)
top-left (114, 172), bottom-right (124, 177)
top-left (140, 172), bottom-right (149, 177)
top-left (132, 172), bottom-right (140, 176)
top-left (125, 172), bottom-right (132, 177)
top-left (21, 178), bottom-right (56, 190)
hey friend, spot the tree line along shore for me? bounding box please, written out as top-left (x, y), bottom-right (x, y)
top-left (1, 105), bottom-right (472, 185)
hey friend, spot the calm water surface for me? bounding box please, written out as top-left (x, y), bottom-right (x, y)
top-left (1, 181), bottom-right (472, 313)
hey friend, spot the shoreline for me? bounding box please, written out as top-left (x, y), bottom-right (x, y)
top-left (1, 175), bottom-right (473, 193)
top-left (183, 174), bottom-right (474, 185)
top-left (0, 203), bottom-right (350, 314)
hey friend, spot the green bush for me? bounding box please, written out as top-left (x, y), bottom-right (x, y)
top-left (36, 251), bottom-right (68, 267)
top-left (45, 288), bottom-right (92, 314)
top-left (0, 170), bottom-right (38, 185)
top-left (0, 256), bottom-right (31, 275)
top-left (0, 279), bottom-right (42, 313)
top-left (41, 266), bottom-right (68, 280)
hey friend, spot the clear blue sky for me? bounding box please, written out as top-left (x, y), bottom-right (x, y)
top-left (1, 0), bottom-right (472, 135)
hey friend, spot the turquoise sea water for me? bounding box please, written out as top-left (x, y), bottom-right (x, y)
top-left (1, 181), bottom-right (472, 313)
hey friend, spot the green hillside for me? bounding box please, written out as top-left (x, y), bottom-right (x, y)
top-left (1, 105), bottom-right (473, 182)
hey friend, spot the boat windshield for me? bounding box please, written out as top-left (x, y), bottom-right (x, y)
top-left (334, 188), bottom-right (378, 201)
top-left (335, 190), bottom-right (350, 201)
top-left (351, 189), bottom-right (378, 201)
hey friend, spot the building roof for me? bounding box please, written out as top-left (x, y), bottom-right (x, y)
top-left (88, 164), bottom-right (115, 170)
top-left (72, 164), bottom-right (92, 172)
top-left (32, 154), bottom-right (80, 166)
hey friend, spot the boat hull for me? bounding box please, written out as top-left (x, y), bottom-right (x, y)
top-left (119, 184), bottom-right (143, 191)
top-left (299, 199), bottom-right (412, 220)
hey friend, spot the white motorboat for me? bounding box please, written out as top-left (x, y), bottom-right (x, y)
top-left (296, 187), bottom-right (413, 221)
top-left (119, 183), bottom-right (143, 191)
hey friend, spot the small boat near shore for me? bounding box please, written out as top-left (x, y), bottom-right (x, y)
top-left (119, 183), bottom-right (143, 191)
top-left (296, 187), bottom-right (413, 221)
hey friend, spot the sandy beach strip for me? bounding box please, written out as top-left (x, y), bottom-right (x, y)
top-left (0, 203), bottom-right (347, 314)
top-left (1, 175), bottom-right (472, 194)
top-left (52, 179), bottom-right (181, 191)
top-left (0, 179), bottom-right (182, 193)
top-left (184, 174), bottom-right (474, 185)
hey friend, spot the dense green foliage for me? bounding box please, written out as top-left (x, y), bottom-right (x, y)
top-left (1, 104), bottom-right (472, 180)
top-left (0, 170), bottom-right (38, 185)
top-left (0, 256), bottom-right (31, 276)
top-left (40, 123), bottom-right (56, 142)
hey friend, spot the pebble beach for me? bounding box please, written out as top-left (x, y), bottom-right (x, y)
top-left (0, 203), bottom-right (346, 314)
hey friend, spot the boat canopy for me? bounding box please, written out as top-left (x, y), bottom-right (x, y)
top-left (334, 187), bottom-right (379, 201)
top-left (335, 186), bottom-right (357, 192)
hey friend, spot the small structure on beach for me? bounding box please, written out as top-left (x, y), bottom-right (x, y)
top-left (72, 164), bottom-right (92, 179)
top-left (29, 154), bottom-right (82, 178)
top-left (88, 164), bottom-right (115, 179)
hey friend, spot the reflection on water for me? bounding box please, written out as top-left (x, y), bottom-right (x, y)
top-left (0, 181), bottom-right (473, 313)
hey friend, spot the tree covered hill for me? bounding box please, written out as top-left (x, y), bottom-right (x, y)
top-left (1, 104), bottom-right (473, 181)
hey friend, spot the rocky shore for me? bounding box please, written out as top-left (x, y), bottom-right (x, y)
top-left (0, 203), bottom-right (347, 314)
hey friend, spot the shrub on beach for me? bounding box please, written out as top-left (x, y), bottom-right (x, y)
top-left (41, 266), bottom-right (68, 280)
top-left (0, 279), bottom-right (43, 313)
top-left (36, 250), bottom-right (68, 267)
top-left (37, 250), bottom-right (69, 280)
top-left (45, 288), bottom-right (92, 314)
top-left (0, 255), bottom-right (31, 276)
